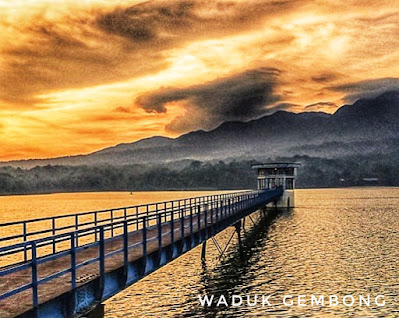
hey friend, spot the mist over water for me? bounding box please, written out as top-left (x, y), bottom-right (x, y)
top-left (103, 188), bottom-right (399, 317)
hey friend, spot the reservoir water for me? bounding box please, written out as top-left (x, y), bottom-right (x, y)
top-left (1, 188), bottom-right (398, 317)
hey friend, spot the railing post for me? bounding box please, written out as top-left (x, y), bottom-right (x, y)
top-left (210, 205), bottom-right (214, 236)
top-left (75, 215), bottom-right (79, 247)
top-left (142, 217), bottom-right (147, 258)
top-left (136, 207), bottom-right (139, 230)
top-left (220, 200), bottom-right (224, 222)
top-left (99, 226), bottom-right (105, 291)
top-left (197, 205), bottom-right (201, 241)
top-left (70, 233), bottom-right (77, 290)
top-left (215, 202), bottom-right (219, 232)
top-left (23, 222), bottom-right (27, 262)
top-left (111, 210), bottom-right (114, 237)
top-left (146, 205), bottom-right (150, 228)
top-left (204, 206), bottom-right (208, 240)
top-left (52, 218), bottom-right (56, 254)
top-left (170, 209), bottom-right (174, 246)
top-left (189, 206), bottom-right (194, 241)
top-left (180, 213), bottom-right (185, 250)
top-left (31, 241), bottom-right (38, 310)
top-left (123, 221), bottom-right (129, 269)
top-left (157, 213), bottom-right (162, 254)
top-left (94, 213), bottom-right (98, 241)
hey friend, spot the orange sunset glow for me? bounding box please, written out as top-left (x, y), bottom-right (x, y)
top-left (1, 0), bottom-right (398, 160)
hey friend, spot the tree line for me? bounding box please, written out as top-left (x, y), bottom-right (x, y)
top-left (0, 155), bottom-right (398, 195)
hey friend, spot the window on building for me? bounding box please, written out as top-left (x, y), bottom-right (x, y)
top-left (286, 178), bottom-right (294, 189)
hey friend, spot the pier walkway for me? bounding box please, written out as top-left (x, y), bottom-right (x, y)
top-left (0, 188), bottom-right (283, 318)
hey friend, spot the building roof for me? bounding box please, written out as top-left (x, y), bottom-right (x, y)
top-left (251, 162), bottom-right (301, 169)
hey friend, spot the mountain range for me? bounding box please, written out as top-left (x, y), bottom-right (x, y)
top-left (3, 91), bottom-right (399, 169)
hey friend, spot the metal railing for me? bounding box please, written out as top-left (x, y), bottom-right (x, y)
top-left (0, 190), bottom-right (257, 263)
top-left (0, 190), bottom-right (271, 265)
top-left (0, 188), bottom-right (283, 316)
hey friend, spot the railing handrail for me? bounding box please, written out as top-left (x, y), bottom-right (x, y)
top-left (0, 208), bottom-right (170, 256)
top-left (0, 189), bottom-right (275, 258)
top-left (0, 190), bottom-right (258, 247)
top-left (0, 190), bottom-right (254, 227)
top-left (0, 188), bottom-right (283, 312)
top-left (0, 190), bottom-right (271, 262)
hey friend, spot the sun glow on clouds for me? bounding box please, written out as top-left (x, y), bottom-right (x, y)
top-left (1, 0), bottom-right (399, 160)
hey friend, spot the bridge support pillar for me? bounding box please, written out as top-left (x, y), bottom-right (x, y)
top-left (234, 220), bottom-right (244, 261)
top-left (201, 241), bottom-right (207, 262)
top-left (261, 207), bottom-right (267, 217)
top-left (82, 303), bottom-right (105, 318)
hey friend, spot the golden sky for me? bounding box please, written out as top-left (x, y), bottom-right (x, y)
top-left (0, 0), bottom-right (398, 160)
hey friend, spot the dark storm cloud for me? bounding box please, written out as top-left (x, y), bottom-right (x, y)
top-left (97, 0), bottom-right (304, 48)
top-left (135, 68), bottom-right (283, 132)
top-left (0, 15), bottom-right (169, 106)
top-left (330, 78), bottom-right (399, 103)
top-left (0, 0), bottom-right (305, 107)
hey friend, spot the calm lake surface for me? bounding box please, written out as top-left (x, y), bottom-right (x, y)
top-left (1, 188), bottom-right (398, 317)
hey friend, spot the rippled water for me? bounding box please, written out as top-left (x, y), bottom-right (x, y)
top-left (1, 188), bottom-right (398, 317)
top-left (103, 188), bottom-right (399, 317)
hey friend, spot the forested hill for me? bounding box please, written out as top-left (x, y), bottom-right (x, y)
top-left (0, 154), bottom-right (398, 195)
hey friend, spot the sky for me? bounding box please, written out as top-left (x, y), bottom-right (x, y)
top-left (0, 0), bottom-right (398, 161)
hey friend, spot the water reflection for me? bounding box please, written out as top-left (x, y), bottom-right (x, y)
top-left (2, 189), bottom-right (396, 317)
top-left (104, 188), bottom-right (399, 317)
top-left (186, 209), bottom-right (285, 318)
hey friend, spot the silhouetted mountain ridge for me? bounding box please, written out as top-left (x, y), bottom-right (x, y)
top-left (2, 91), bottom-right (399, 168)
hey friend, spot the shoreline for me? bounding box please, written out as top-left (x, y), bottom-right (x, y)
top-left (0, 186), bottom-right (397, 197)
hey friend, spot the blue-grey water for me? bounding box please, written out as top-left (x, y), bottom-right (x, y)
top-left (103, 188), bottom-right (399, 317)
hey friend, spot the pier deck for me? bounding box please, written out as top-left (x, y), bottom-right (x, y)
top-left (0, 189), bottom-right (283, 318)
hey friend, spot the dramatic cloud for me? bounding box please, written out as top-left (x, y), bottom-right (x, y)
top-left (0, 9), bottom-right (169, 105)
top-left (135, 68), bottom-right (282, 132)
top-left (1, 0), bottom-right (399, 160)
top-left (0, 0), bottom-right (303, 106)
top-left (97, 0), bottom-right (303, 46)
top-left (330, 78), bottom-right (399, 103)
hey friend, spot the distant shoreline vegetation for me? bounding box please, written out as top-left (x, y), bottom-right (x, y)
top-left (0, 155), bottom-right (398, 196)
